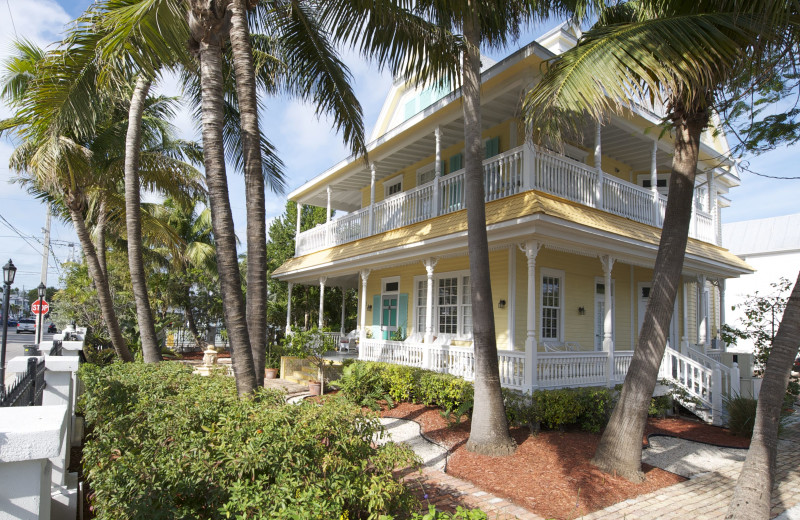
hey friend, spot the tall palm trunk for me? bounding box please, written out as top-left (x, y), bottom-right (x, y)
top-left (67, 196), bottom-right (134, 362)
top-left (229, 0), bottom-right (267, 386)
top-left (592, 99), bottom-right (708, 482)
top-left (462, 8), bottom-right (516, 457)
top-left (188, 2), bottom-right (258, 395)
top-left (727, 272), bottom-right (800, 519)
top-left (124, 75), bottom-right (162, 363)
top-left (95, 197), bottom-right (109, 281)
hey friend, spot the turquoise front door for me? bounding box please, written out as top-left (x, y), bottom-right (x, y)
top-left (381, 295), bottom-right (398, 340)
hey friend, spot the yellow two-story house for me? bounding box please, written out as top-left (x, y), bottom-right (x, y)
top-left (272, 25), bottom-right (752, 423)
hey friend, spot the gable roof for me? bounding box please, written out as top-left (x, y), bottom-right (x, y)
top-left (722, 213), bottom-right (800, 256)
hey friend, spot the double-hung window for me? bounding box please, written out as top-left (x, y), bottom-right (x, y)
top-left (438, 277), bottom-right (459, 334)
top-left (416, 280), bottom-right (427, 334)
top-left (413, 271), bottom-right (472, 337)
top-left (541, 269), bottom-right (564, 341)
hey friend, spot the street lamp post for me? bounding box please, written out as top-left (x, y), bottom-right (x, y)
top-left (1, 259), bottom-right (18, 387)
top-left (36, 282), bottom-right (46, 345)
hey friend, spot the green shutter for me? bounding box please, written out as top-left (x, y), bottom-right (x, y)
top-left (398, 293), bottom-right (408, 338)
top-left (449, 153), bottom-right (463, 173)
top-left (372, 295), bottom-right (381, 327)
top-left (485, 137), bottom-right (500, 158)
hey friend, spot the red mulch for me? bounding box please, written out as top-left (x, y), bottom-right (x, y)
top-left (380, 402), bottom-right (747, 520)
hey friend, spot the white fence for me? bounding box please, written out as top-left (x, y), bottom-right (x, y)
top-left (295, 145), bottom-right (717, 256)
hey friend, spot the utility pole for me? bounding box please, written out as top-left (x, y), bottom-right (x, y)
top-left (37, 204), bottom-right (51, 344)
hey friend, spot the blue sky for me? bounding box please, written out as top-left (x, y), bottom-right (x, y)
top-left (0, 0), bottom-right (797, 291)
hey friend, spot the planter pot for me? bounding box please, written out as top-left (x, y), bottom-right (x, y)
top-left (265, 368), bottom-right (279, 380)
top-left (308, 381), bottom-right (322, 396)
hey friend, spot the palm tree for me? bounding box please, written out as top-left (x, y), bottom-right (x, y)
top-left (522, 0), bottom-right (792, 482)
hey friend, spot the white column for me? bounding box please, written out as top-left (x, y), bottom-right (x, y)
top-left (423, 258), bottom-right (438, 344)
top-left (600, 255), bottom-right (615, 385)
top-left (433, 127), bottom-right (441, 217)
top-left (650, 139), bottom-right (660, 225)
top-left (340, 288), bottom-right (347, 334)
top-left (318, 276), bottom-right (327, 329)
top-left (520, 241), bottom-right (542, 389)
top-left (326, 185), bottom-right (332, 223)
top-left (681, 279), bottom-right (690, 354)
top-left (595, 122), bottom-right (604, 209)
top-left (359, 270), bottom-right (370, 343)
top-left (369, 164), bottom-right (376, 233)
top-left (285, 282), bottom-right (294, 335)
top-left (294, 203), bottom-right (302, 256)
top-left (697, 275), bottom-right (708, 347)
top-left (719, 278), bottom-right (727, 350)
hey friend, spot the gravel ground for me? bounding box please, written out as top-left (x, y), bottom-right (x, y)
top-left (642, 435), bottom-right (747, 478)
top-left (376, 417), bottom-right (448, 471)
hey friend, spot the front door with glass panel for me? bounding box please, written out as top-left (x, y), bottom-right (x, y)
top-left (381, 295), bottom-right (398, 340)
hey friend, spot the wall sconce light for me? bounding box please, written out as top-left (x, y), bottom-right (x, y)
top-left (578, 306), bottom-right (586, 315)
top-left (367, 304), bottom-right (373, 311)
top-left (498, 300), bottom-right (506, 309)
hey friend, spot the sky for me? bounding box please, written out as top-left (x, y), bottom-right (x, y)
top-left (0, 0), bottom-right (798, 293)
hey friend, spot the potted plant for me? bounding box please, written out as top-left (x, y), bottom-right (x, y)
top-left (265, 344), bottom-right (281, 379)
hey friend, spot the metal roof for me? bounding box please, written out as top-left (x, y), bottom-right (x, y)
top-left (722, 213), bottom-right (800, 256)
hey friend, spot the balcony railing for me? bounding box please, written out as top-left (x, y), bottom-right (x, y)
top-left (295, 145), bottom-right (717, 256)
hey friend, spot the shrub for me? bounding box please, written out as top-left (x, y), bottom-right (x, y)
top-left (532, 389), bottom-right (583, 430)
top-left (331, 361), bottom-right (391, 409)
top-left (574, 387), bottom-right (614, 433)
top-left (504, 387), bottom-right (615, 433)
top-left (725, 395), bottom-right (758, 437)
top-left (417, 371), bottom-right (474, 413)
top-left (385, 364), bottom-right (417, 402)
top-left (411, 505), bottom-right (488, 519)
top-left (79, 362), bottom-right (419, 519)
top-left (648, 395), bottom-right (672, 418)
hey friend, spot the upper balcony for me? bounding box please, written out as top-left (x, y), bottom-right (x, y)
top-left (294, 145), bottom-right (718, 257)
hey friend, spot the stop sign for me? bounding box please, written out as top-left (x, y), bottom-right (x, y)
top-left (31, 300), bottom-right (49, 315)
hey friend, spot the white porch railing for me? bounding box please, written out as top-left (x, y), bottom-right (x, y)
top-left (358, 340), bottom-right (737, 425)
top-left (295, 145), bottom-right (717, 256)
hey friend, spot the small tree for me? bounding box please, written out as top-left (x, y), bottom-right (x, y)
top-left (722, 277), bottom-right (793, 374)
top-left (285, 328), bottom-right (332, 394)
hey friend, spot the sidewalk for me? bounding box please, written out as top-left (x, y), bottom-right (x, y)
top-left (393, 417), bottom-right (800, 520)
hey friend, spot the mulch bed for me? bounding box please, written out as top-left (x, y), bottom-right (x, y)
top-left (380, 402), bottom-right (748, 520)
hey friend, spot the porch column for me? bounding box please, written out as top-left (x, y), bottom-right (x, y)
top-left (423, 258), bottom-right (438, 344)
top-left (369, 164), bottom-right (376, 234)
top-left (359, 269), bottom-right (370, 343)
top-left (707, 170), bottom-right (718, 244)
top-left (681, 279), bottom-right (690, 354)
top-left (318, 276), bottom-right (327, 329)
top-left (285, 282), bottom-right (294, 335)
top-left (595, 122), bottom-right (604, 209)
top-left (650, 139), bottom-right (660, 225)
top-left (294, 203), bottom-right (302, 256)
top-left (520, 241), bottom-right (542, 389)
top-left (697, 274), bottom-right (708, 348)
top-left (340, 288), bottom-right (347, 334)
top-left (600, 255), bottom-right (615, 385)
top-left (433, 127), bottom-right (441, 217)
top-left (326, 185), bottom-right (332, 223)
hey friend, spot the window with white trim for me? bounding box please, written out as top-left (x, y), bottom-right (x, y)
top-left (541, 269), bottom-right (564, 341)
top-left (384, 175), bottom-right (403, 197)
top-left (413, 271), bottom-right (472, 337)
top-left (417, 162), bottom-right (436, 186)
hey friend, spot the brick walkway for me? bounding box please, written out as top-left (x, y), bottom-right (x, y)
top-left (401, 421), bottom-right (800, 520)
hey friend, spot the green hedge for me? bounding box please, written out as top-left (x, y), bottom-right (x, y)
top-left (334, 361), bottom-right (615, 433)
top-left (333, 361), bottom-right (473, 414)
top-left (79, 362), bottom-right (420, 519)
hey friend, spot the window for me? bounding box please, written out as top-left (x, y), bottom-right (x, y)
top-left (541, 269), bottom-right (564, 341)
top-left (438, 277), bottom-right (459, 334)
top-left (484, 137), bottom-right (500, 159)
top-left (384, 175), bottom-right (403, 198)
top-left (416, 280), bottom-right (427, 333)
top-left (417, 162), bottom-right (437, 185)
top-left (637, 173), bottom-right (670, 196)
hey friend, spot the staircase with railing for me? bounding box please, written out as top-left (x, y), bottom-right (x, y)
top-left (295, 145), bottom-right (717, 256)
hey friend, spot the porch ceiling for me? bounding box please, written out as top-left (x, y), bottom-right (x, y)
top-left (273, 190), bottom-right (752, 286)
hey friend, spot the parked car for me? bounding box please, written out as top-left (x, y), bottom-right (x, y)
top-left (48, 323), bottom-right (57, 333)
top-left (16, 318), bottom-right (35, 334)
top-left (5, 318), bottom-right (17, 328)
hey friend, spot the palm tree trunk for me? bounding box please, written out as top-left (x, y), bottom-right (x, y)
top-left (727, 272), bottom-right (800, 519)
top-left (95, 198), bottom-right (108, 282)
top-left (229, 0), bottom-right (267, 386)
top-left (183, 285), bottom-right (207, 350)
top-left (190, 6), bottom-right (258, 395)
top-left (462, 8), bottom-right (516, 457)
top-left (68, 199), bottom-right (134, 362)
top-left (592, 102), bottom-right (707, 482)
top-left (124, 75), bottom-right (162, 363)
